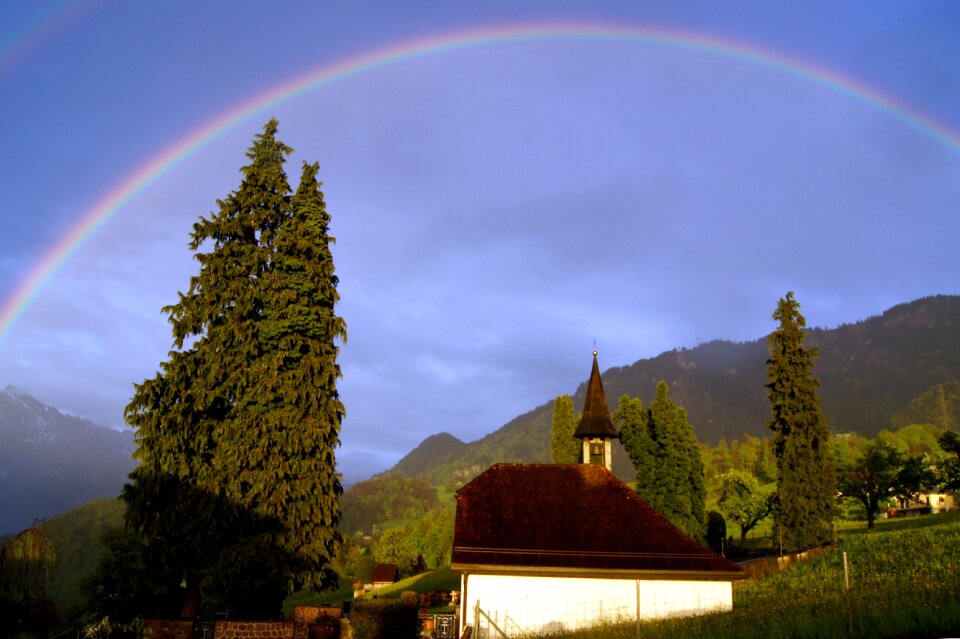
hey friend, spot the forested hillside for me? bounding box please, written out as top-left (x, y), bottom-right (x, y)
top-left (45, 499), bottom-right (125, 608)
top-left (390, 295), bottom-right (960, 485)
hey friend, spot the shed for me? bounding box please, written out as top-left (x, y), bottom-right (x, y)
top-left (370, 563), bottom-right (399, 590)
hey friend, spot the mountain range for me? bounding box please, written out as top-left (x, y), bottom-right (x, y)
top-left (0, 387), bottom-right (135, 535)
top-left (389, 295), bottom-right (960, 485)
top-left (2, 295), bottom-right (958, 533)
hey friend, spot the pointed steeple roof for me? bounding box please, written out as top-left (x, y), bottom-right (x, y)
top-left (574, 351), bottom-right (619, 439)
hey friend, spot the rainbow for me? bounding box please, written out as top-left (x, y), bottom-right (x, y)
top-left (2, 21), bottom-right (959, 343)
top-left (0, 0), bottom-right (104, 78)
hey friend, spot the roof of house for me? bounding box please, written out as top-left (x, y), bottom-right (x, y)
top-left (573, 352), bottom-right (619, 439)
top-left (452, 464), bottom-right (743, 578)
top-left (371, 563), bottom-right (398, 584)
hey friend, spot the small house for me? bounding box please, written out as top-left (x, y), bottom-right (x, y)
top-left (896, 491), bottom-right (956, 515)
top-left (369, 563), bottom-right (399, 590)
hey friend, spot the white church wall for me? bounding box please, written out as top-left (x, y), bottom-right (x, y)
top-left (461, 573), bottom-right (732, 636)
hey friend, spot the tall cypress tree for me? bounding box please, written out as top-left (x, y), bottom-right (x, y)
top-left (648, 381), bottom-right (706, 540)
top-left (616, 385), bottom-right (706, 540)
top-left (767, 292), bottom-right (834, 550)
top-left (613, 394), bottom-right (653, 492)
top-left (123, 120), bottom-right (345, 616)
top-left (550, 394), bottom-right (580, 463)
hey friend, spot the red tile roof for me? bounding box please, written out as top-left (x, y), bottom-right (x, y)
top-left (371, 563), bottom-right (398, 584)
top-left (452, 464), bottom-right (743, 578)
top-left (573, 353), bottom-right (619, 439)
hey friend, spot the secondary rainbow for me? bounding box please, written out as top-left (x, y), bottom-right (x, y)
top-left (2, 21), bottom-right (959, 343)
top-left (0, 0), bottom-right (104, 79)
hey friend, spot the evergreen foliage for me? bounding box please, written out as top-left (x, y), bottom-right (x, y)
top-left (550, 395), bottom-right (580, 463)
top-left (614, 395), bottom-right (654, 494)
top-left (767, 292), bottom-right (834, 549)
top-left (614, 384), bottom-right (706, 540)
top-left (121, 120), bottom-right (345, 617)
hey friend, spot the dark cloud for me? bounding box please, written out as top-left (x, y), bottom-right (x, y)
top-left (1, 2), bottom-right (959, 481)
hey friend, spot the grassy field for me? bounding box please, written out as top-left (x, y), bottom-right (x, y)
top-left (281, 566), bottom-right (463, 617)
top-left (357, 566), bottom-right (461, 599)
top-left (283, 513), bottom-right (960, 632)
top-left (537, 512), bottom-right (960, 639)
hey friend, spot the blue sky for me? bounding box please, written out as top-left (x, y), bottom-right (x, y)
top-left (1, 1), bottom-right (958, 482)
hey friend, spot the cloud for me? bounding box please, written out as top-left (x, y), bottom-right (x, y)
top-left (3, 11), bottom-right (960, 483)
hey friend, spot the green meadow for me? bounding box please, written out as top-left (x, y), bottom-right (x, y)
top-left (542, 512), bottom-right (960, 639)
top-left (281, 566), bottom-right (462, 617)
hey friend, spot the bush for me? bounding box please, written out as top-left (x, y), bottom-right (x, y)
top-left (350, 597), bottom-right (418, 639)
top-left (705, 510), bottom-right (726, 554)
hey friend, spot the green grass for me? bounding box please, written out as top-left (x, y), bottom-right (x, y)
top-left (838, 508), bottom-right (960, 535)
top-left (282, 567), bottom-right (462, 618)
top-left (435, 488), bottom-right (458, 503)
top-left (356, 566), bottom-right (461, 600)
top-left (281, 579), bottom-right (356, 617)
top-left (376, 518), bottom-right (408, 531)
top-left (532, 512), bottom-right (960, 639)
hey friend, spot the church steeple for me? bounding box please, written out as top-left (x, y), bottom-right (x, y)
top-left (574, 351), bottom-right (618, 470)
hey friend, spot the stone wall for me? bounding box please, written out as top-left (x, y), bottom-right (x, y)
top-left (143, 607), bottom-right (345, 639)
top-left (215, 621), bottom-right (294, 639)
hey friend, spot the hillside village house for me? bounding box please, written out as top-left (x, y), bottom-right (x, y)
top-left (370, 563), bottom-right (399, 590)
top-left (896, 491), bottom-right (956, 515)
top-left (452, 353), bottom-right (744, 636)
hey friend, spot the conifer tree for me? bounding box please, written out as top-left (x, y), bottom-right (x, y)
top-left (550, 395), bottom-right (580, 463)
top-left (767, 292), bottom-right (834, 550)
top-left (648, 381), bottom-right (706, 540)
top-left (123, 120), bottom-right (345, 616)
top-left (613, 394), bottom-right (653, 492)
top-left (615, 385), bottom-right (706, 540)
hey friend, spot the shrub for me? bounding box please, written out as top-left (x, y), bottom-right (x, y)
top-left (705, 510), bottom-right (726, 554)
top-left (350, 597), bottom-right (418, 639)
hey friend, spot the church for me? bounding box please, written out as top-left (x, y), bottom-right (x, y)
top-left (452, 353), bottom-right (744, 636)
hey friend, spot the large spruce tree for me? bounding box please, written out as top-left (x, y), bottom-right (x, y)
top-left (767, 292), bottom-right (833, 550)
top-left (550, 394), bottom-right (580, 463)
top-left (123, 120), bottom-right (345, 616)
top-left (615, 384), bottom-right (706, 540)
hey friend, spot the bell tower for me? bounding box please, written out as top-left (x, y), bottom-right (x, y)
top-left (573, 351), bottom-right (619, 471)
